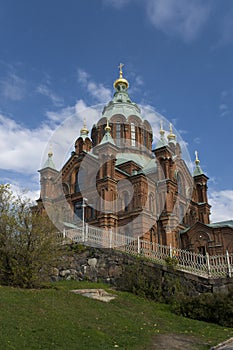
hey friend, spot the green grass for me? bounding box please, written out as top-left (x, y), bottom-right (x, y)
top-left (0, 281), bottom-right (232, 350)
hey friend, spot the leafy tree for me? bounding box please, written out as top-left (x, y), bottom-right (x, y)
top-left (0, 184), bottom-right (64, 288)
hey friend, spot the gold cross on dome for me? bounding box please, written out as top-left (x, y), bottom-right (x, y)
top-left (118, 63), bottom-right (124, 78)
top-left (195, 150), bottom-right (200, 164)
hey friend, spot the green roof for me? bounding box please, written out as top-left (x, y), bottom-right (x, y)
top-left (155, 136), bottom-right (167, 150)
top-left (42, 153), bottom-right (57, 170)
top-left (99, 130), bottom-right (116, 145)
top-left (208, 220), bottom-right (233, 229)
top-left (193, 164), bottom-right (204, 176)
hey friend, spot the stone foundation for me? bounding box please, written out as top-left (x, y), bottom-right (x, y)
top-left (53, 246), bottom-right (233, 295)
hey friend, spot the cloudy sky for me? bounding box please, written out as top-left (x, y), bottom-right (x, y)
top-left (0, 0), bottom-right (233, 222)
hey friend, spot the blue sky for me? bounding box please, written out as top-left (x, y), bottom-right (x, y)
top-left (0, 0), bottom-right (233, 222)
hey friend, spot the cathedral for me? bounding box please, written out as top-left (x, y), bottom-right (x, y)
top-left (38, 66), bottom-right (233, 255)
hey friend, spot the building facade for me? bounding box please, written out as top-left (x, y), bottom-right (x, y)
top-left (38, 66), bottom-right (233, 255)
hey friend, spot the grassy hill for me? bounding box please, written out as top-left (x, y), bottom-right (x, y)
top-left (0, 280), bottom-right (232, 350)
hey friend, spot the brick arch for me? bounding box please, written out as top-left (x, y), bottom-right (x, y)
top-left (142, 120), bottom-right (152, 133)
top-left (109, 114), bottom-right (127, 124)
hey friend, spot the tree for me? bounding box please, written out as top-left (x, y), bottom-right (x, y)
top-left (0, 184), bottom-right (65, 288)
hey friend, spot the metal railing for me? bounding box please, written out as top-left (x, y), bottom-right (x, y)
top-left (64, 224), bottom-right (233, 278)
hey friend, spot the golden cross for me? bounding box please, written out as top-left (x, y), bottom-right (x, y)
top-left (195, 150), bottom-right (200, 164)
top-left (118, 63), bottom-right (124, 78)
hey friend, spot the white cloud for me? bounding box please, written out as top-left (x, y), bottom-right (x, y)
top-left (102, 0), bottom-right (132, 9)
top-left (218, 89), bottom-right (233, 118)
top-left (146, 0), bottom-right (211, 42)
top-left (10, 183), bottom-right (40, 203)
top-left (209, 190), bottom-right (233, 222)
top-left (37, 84), bottom-right (63, 107)
top-left (0, 72), bottom-right (26, 101)
top-left (0, 114), bottom-right (53, 174)
top-left (77, 69), bottom-right (112, 103)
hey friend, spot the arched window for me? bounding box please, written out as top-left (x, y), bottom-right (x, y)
top-left (123, 191), bottom-right (129, 212)
top-left (149, 193), bottom-right (155, 213)
top-left (143, 128), bottom-right (147, 147)
top-left (74, 201), bottom-right (83, 221)
top-left (116, 122), bottom-right (121, 146)
top-left (131, 123), bottom-right (136, 147)
top-left (90, 206), bottom-right (95, 219)
top-left (75, 168), bottom-right (85, 193)
top-left (179, 203), bottom-right (184, 223)
top-left (177, 173), bottom-right (183, 195)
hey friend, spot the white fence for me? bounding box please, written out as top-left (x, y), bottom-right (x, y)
top-left (64, 224), bottom-right (233, 279)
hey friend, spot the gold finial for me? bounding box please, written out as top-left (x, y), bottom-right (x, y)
top-left (159, 120), bottom-right (165, 136)
top-left (113, 63), bottom-right (129, 89)
top-left (105, 118), bottom-right (111, 132)
top-left (195, 150), bottom-right (200, 165)
top-left (48, 144), bottom-right (53, 158)
top-left (80, 117), bottom-right (89, 136)
top-left (167, 123), bottom-right (176, 141)
top-left (118, 63), bottom-right (124, 78)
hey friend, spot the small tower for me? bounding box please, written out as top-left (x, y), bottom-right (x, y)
top-left (95, 120), bottom-right (119, 228)
top-left (167, 123), bottom-right (176, 152)
top-left (75, 118), bottom-right (92, 155)
top-left (193, 151), bottom-right (211, 224)
top-left (155, 121), bottom-right (167, 150)
top-left (38, 147), bottom-right (58, 201)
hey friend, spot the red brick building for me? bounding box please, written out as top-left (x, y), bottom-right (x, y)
top-left (38, 67), bottom-right (233, 254)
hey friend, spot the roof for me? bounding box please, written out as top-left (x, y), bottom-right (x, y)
top-left (155, 136), bottom-right (167, 150)
top-left (116, 153), bottom-right (157, 175)
top-left (193, 164), bottom-right (204, 177)
top-left (180, 220), bottom-right (233, 235)
top-left (42, 153), bottom-right (57, 170)
top-left (208, 220), bottom-right (233, 229)
top-left (99, 130), bottom-right (116, 145)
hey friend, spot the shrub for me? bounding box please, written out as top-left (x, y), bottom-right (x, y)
top-left (172, 288), bottom-right (233, 327)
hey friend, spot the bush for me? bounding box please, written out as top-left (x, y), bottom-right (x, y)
top-left (172, 288), bottom-right (233, 327)
top-left (115, 259), bottom-right (163, 301)
top-left (0, 184), bottom-right (65, 288)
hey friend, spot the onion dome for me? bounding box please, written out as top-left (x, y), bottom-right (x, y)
top-left (167, 123), bottom-right (176, 143)
top-left (102, 64), bottom-right (142, 120)
top-left (80, 118), bottom-right (89, 139)
top-left (113, 63), bottom-right (129, 90)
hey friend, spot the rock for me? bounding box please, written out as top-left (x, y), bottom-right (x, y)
top-left (88, 258), bottom-right (97, 267)
top-left (52, 267), bottom-right (59, 276)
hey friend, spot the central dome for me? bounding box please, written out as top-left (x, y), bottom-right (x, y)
top-left (102, 63), bottom-right (142, 120)
top-left (91, 65), bottom-right (152, 151)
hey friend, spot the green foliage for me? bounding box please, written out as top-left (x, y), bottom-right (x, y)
top-left (0, 184), bottom-right (65, 288)
top-left (164, 256), bottom-right (178, 268)
top-left (172, 288), bottom-right (233, 327)
top-left (116, 260), bottom-right (163, 301)
top-left (69, 243), bottom-right (87, 253)
top-left (115, 254), bottom-right (233, 328)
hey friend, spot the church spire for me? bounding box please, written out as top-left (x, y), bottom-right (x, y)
top-left (167, 123), bottom-right (176, 143)
top-left (155, 120), bottom-right (167, 149)
top-left (193, 150), bottom-right (204, 176)
top-left (105, 118), bottom-right (111, 132)
top-left (113, 63), bottom-right (129, 90)
top-left (80, 117), bottom-right (89, 138)
top-left (42, 145), bottom-right (57, 170)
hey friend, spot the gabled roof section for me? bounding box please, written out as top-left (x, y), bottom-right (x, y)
top-left (99, 129), bottom-right (116, 146)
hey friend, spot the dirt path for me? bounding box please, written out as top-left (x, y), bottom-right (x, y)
top-left (145, 333), bottom-right (209, 350)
